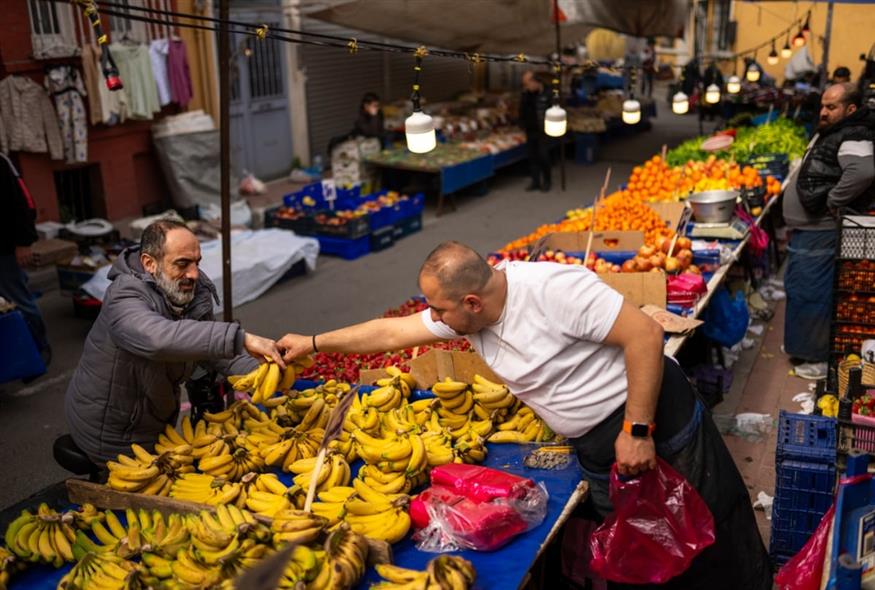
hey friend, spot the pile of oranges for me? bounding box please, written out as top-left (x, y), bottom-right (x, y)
top-left (627, 156), bottom-right (695, 202)
top-left (501, 189), bottom-right (673, 252)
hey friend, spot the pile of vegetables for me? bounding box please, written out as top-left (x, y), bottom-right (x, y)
top-left (666, 118), bottom-right (809, 166)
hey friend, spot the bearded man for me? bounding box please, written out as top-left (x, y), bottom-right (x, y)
top-left (64, 219), bottom-right (284, 463)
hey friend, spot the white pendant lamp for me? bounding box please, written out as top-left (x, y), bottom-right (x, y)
top-left (405, 111), bottom-right (436, 153)
top-left (672, 91), bottom-right (689, 115)
top-left (544, 105), bottom-right (567, 137)
top-left (727, 75), bottom-right (741, 94)
top-left (622, 99), bottom-right (641, 125)
top-left (705, 84), bottom-right (721, 104)
top-left (746, 63), bottom-right (761, 83)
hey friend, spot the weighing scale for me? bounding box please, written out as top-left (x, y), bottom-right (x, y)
top-left (687, 217), bottom-right (750, 240)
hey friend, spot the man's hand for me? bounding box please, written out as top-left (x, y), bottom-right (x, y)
top-left (244, 333), bottom-right (285, 368)
top-left (614, 430), bottom-right (657, 477)
top-left (277, 333), bottom-right (314, 363)
top-left (14, 246), bottom-right (32, 268)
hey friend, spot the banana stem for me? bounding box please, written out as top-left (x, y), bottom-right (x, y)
top-left (303, 447), bottom-right (328, 512)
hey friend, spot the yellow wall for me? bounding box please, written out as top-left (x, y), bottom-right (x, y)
top-left (732, 2), bottom-right (875, 82)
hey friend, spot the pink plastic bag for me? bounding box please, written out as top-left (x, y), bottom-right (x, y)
top-left (589, 458), bottom-right (716, 584)
top-left (667, 272), bottom-right (708, 308)
top-left (774, 505), bottom-right (834, 590)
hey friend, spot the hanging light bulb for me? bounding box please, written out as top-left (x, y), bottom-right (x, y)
top-left (746, 63), bottom-right (761, 83)
top-left (793, 28), bottom-right (806, 48)
top-left (727, 75), bottom-right (741, 94)
top-left (705, 83), bottom-right (721, 104)
top-left (767, 40), bottom-right (779, 65)
top-left (544, 105), bottom-right (567, 137)
top-left (781, 34), bottom-right (792, 59)
top-left (404, 55), bottom-right (436, 154)
top-left (622, 99), bottom-right (641, 125)
top-left (801, 12), bottom-right (811, 37)
top-left (544, 63), bottom-right (567, 137)
top-left (672, 91), bottom-right (689, 115)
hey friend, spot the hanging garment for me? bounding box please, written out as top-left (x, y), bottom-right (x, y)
top-left (45, 66), bottom-right (88, 164)
top-left (0, 76), bottom-right (63, 160)
top-left (149, 39), bottom-right (172, 107)
top-left (110, 43), bottom-right (161, 120)
top-left (81, 44), bottom-right (129, 126)
top-left (168, 39), bottom-right (193, 109)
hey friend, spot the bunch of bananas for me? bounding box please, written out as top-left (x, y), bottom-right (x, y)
top-left (90, 508), bottom-right (193, 560)
top-left (453, 430), bottom-right (488, 464)
top-left (57, 550), bottom-right (142, 590)
top-left (197, 434), bottom-right (265, 481)
top-left (289, 452), bottom-right (352, 494)
top-left (277, 544), bottom-right (324, 588)
top-left (0, 546), bottom-right (19, 590)
top-left (229, 360), bottom-right (293, 405)
top-left (431, 378), bottom-right (498, 442)
top-left (309, 524), bottom-right (370, 590)
top-left (203, 400), bottom-right (269, 431)
top-left (106, 443), bottom-right (194, 495)
top-left (488, 406), bottom-right (557, 443)
top-left (343, 479), bottom-right (411, 544)
top-left (352, 429), bottom-right (426, 494)
top-left (154, 416), bottom-right (195, 455)
top-left (4, 503), bottom-right (80, 566)
top-left (169, 473), bottom-right (242, 506)
top-left (259, 426), bottom-right (325, 472)
top-left (309, 486), bottom-right (355, 526)
top-left (271, 508), bottom-right (329, 546)
top-left (360, 369), bottom-right (415, 413)
top-left (373, 555), bottom-right (477, 590)
top-left (243, 473), bottom-right (299, 517)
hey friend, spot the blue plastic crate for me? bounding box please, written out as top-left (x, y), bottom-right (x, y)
top-left (0, 310), bottom-right (46, 383)
top-left (369, 225), bottom-right (395, 252)
top-left (775, 460), bottom-right (836, 512)
top-left (316, 235), bottom-right (370, 260)
top-left (776, 411), bottom-right (837, 463)
top-left (395, 214), bottom-right (422, 240)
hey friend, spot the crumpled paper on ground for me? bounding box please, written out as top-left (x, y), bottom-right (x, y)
top-left (714, 413), bottom-right (773, 441)
top-left (753, 491), bottom-right (773, 521)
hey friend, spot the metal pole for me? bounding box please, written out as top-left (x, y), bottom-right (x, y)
top-left (219, 0), bottom-right (232, 321)
top-left (553, 0), bottom-right (565, 191)
top-left (821, 1), bottom-right (834, 90)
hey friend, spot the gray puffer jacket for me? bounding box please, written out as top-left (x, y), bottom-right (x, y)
top-left (64, 247), bottom-right (259, 463)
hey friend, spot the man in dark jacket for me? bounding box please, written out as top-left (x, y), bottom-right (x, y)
top-left (64, 219), bottom-right (284, 463)
top-left (782, 83), bottom-right (875, 379)
top-left (520, 71), bottom-right (552, 192)
top-left (0, 153), bottom-right (50, 368)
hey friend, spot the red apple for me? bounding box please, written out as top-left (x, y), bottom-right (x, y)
top-left (634, 256), bottom-right (652, 271)
top-left (621, 259), bottom-right (637, 273)
top-left (665, 256), bottom-right (680, 273)
top-left (649, 254), bottom-right (664, 269)
top-left (638, 244), bottom-right (656, 258)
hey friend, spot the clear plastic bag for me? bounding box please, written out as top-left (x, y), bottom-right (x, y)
top-left (411, 465), bottom-right (549, 552)
top-left (588, 458), bottom-right (716, 584)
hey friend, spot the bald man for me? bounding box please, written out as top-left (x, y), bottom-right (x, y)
top-left (782, 83), bottom-right (875, 379)
top-left (279, 241), bottom-right (771, 588)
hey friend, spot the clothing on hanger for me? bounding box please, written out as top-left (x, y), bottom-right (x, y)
top-left (167, 38), bottom-right (193, 109)
top-left (0, 75), bottom-right (63, 160)
top-left (45, 65), bottom-right (88, 163)
top-left (149, 38), bottom-right (172, 107)
top-left (110, 42), bottom-right (161, 120)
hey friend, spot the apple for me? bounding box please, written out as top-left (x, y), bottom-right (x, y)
top-left (650, 267), bottom-right (663, 273)
top-left (665, 256), bottom-right (680, 273)
top-left (544, 250), bottom-right (556, 260)
top-left (676, 236), bottom-right (692, 251)
top-left (634, 256), bottom-right (652, 271)
top-left (638, 245), bottom-right (656, 258)
top-left (612, 264), bottom-right (621, 273)
top-left (676, 248), bottom-right (693, 268)
top-left (621, 259), bottom-right (637, 273)
top-left (687, 264), bottom-right (701, 275)
top-left (649, 254), bottom-right (664, 269)
top-left (659, 237), bottom-right (673, 255)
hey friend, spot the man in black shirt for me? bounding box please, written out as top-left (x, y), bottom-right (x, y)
top-left (520, 71), bottom-right (552, 192)
top-left (0, 153), bottom-right (50, 369)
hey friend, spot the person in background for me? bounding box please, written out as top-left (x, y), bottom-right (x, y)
top-left (640, 37), bottom-right (657, 98)
top-left (832, 66), bottom-right (852, 84)
top-left (520, 71), bottom-right (552, 192)
top-left (352, 92), bottom-right (385, 143)
top-left (782, 83), bottom-right (875, 380)
top-left (65, 219), bottom-right (284, 463)
top-left (0, 153), bottom-right (51, 373)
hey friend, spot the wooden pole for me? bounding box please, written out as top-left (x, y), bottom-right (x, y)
top-left (219, 0), bottom-right (232, 321)
top-left (583, 167), bottom-right (611, 264)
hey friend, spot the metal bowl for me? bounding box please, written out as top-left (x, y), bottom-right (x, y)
top-left (687, 190), bottom-right (739, 223)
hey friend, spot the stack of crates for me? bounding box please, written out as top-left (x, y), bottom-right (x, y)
top-left (770, 411), bottom-right (837, 566)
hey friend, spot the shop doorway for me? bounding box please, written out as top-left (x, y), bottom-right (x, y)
top-left (229, 10), bottom-right (293, 181)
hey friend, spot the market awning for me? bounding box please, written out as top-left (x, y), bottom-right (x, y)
top-left (299, 0), bottom-right (689, 56)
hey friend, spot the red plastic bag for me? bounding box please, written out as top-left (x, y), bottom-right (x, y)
top-left (774, 505), bottom-right (834, 590)
top-left (588, 458), bottom-right (716, 584)
top-left (428, 464), bottom-right (536, 503)
top-left (667, 272), bottom-right (708, 308)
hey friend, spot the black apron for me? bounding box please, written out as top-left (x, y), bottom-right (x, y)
top-left (570, 357), bottom-right (773, 590)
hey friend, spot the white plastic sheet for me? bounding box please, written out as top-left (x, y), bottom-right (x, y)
top-left (81, 229), bottom-right (319, 312)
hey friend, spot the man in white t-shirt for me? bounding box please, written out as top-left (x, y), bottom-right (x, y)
top-left (278, 241), bottom-right (771, 588)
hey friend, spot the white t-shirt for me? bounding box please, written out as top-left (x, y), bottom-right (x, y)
top-left (421, 260), bottom-right (628, 438)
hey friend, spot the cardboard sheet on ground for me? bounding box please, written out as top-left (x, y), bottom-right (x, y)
top-left (80, 229), bottom-right (319, 312)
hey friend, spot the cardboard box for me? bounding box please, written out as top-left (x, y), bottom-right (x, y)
top-left (537, 230), bottom-right (644, 253)
top-left (601, 272), bottom-right (667, 308)
top-left (359, 349), bottom-right (501, 390)
top-left (29, 239), bottom-right (78, 268)
top-left (647, 201), bottom-right (688, 231)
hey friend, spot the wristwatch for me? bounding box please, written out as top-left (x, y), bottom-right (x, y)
top-left (623, 420), bottom-right (656, 438)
